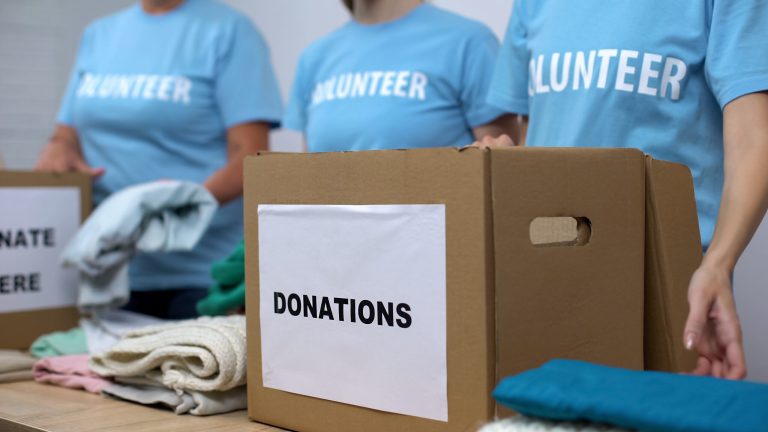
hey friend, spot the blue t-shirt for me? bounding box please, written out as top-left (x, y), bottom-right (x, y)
top-left (488, 1), bottom-right (768, 247)
top-left (284, 4), bottom-right (505, 152)
top-left (58, 0), bottom-right (283, 290)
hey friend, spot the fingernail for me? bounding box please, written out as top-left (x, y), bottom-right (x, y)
top-left (685, 333), bottom-right (695, 350)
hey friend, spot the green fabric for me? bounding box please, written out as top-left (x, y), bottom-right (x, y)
top-left (30, 328), bottom-right (88, 358)
top-left (196, 240), bottom-right (245, 316)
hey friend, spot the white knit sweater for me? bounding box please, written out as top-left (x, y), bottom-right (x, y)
top-left (479, 416), bottom-right (629, 432)
top-left (89, 315), bottom-right (246, 392)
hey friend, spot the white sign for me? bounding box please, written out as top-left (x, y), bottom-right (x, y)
top-left (0, 187), bottom-right (81, 313)
top-left (259, 204), bottom-right (447, 421)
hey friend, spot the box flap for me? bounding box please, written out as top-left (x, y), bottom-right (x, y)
top-left (644, 157), bottom-right (700, 371)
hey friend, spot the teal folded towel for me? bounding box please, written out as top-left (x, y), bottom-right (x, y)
top-left (494, 359), bottom-right (768, 432)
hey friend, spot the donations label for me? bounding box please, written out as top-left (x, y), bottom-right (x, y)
top-left (258, 204), bottom-right (447, 421)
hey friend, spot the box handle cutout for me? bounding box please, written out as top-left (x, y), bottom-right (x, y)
top-left (530, 217), bottom-right (591, 247)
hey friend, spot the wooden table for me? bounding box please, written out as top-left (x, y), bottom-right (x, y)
top-left (0, 381), bottom-right (284, 432)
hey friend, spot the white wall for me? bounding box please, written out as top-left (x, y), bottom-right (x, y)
top-left (0, 0), bottom-right (135, 168)
top-left (735, 217), bottom-right (768, 382)
top-left (0, 0), bottom-right (765, 381)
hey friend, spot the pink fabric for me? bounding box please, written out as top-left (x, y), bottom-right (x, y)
top-left (33, 354), bottom-right (110, 394)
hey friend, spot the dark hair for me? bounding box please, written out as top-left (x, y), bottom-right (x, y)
top-left (342, 0), bottom-right (353, 12)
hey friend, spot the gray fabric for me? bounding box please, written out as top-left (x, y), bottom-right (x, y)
top-left (103, 383), bottom-right (194, 414)
top-left (102, 382), bottom-right (247, 416)
top-left (61, 180), bottom-right (218, 315)
top-left (187, 386), bottom-right (247, 416)
top-left (77, 266), bottom-right (129, 317)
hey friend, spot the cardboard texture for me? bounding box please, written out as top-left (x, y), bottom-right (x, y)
top-left (643, 157), bottom-right (701, 372)
top-left (243, 147), bottom-right (704, 432)
top-left (490, 148), bottom-right (646, 410)
top-left (0, 171), bottom-right (91, 350)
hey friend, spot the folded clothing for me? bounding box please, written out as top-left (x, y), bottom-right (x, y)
top-left (0, 350), bottom-right (36, 383)
top-left (479, 416), bottom-right (629, 432)
top-left (61, 180), bottom-right (218, 315)
top-left (33, 354), bottom-right (111, 394)
top-left (494, 359), bottom-right (768, 432)
top-left (80, 309), bottom-right (168, 355)
top-left (0, 370), bottom-right (34, 384)
top-left (30, 328), bottom-right (88, 359)
top-left (102, 381), bottom-right (247, 416)
top-left (89, 315), bottom-right (246, 392)
top-left (196, 240), bottom-right (245, 316)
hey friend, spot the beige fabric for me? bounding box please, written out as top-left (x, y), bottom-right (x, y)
top-left (0, 370), bottom-right (34, 383)
top-left (0, 349), bottom-right (36, 383)
top-left (90, 315), bottom-right (245, 392)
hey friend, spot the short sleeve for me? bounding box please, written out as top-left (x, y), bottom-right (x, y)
top-left (487, 1), bottom-right (530, 115)
top-left (282, 53), bottom-right (311, 132)
top-left (57, 27), bottom-right (93, 126)
top-left (706, 0), bottom-right (768, 108)
top-left (215, 18), bottom-right (283, 128)
top-left (459, 29), bottom-right (507, 127)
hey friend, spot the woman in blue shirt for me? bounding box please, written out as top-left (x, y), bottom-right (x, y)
top-left (284, 0), bottom-right (516, 152)
top-left (480, 1), bottom-right (768, 379)
top-left (35, 0), bottom-right (283, 319)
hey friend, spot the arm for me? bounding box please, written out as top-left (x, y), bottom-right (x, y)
top-left (472, 114), bottom-right (528, 147)
top-left (35, 125), bottom-right (104, 177)
top-left (684, 91), bottom-right (768, 379)
top-left (203, 121), bottom-right (270, 204)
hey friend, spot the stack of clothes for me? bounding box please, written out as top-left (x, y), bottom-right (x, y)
top-left (23, 313), bottom-right (246, 416)
top-left (4, 181), bottom-right (245, 416)
top-left (27, 310), bottom-right (166, 395)
top-left (90, 315), bottom-right (247, 416)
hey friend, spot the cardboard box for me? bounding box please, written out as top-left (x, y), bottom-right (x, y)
top-left (244, 147), bottom-right (698, 432)
top-left (0, 171), bottom-right (91, 349)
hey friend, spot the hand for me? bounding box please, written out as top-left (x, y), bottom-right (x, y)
top-left (469, 134), bottom-right (515, 149)
top-left (35, 137), bottom-right (104, 178)
top-left (683, 261), bottom-right (746, 379)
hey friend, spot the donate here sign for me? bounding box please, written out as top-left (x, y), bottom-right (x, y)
top-left (258, 204), bottom-right (447, 422)
top-left (0, 187), bottom-right (80, 314)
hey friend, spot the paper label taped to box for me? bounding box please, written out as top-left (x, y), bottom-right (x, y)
top-left (259, 204), bottom-right (447, 421)
top-left (0, 187), bottom-right (80, 313)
